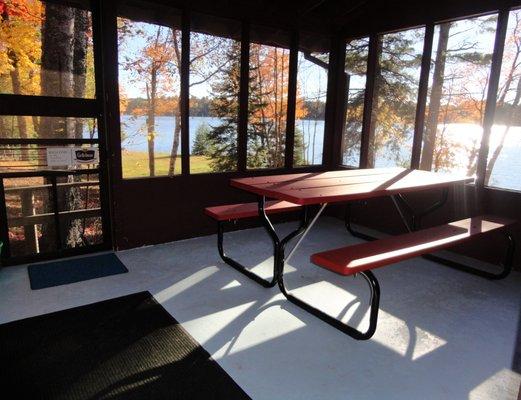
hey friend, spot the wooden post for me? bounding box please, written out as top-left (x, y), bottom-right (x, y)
top-left (237, 21), bottom-right (250, 172)
top-left (181, 8), bottom-right (190, 175)
top-left (359, 34), bottom-right (379, 168)
top-left (284, 31), bottom-right (298, 169)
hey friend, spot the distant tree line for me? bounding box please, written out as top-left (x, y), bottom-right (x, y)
top-left (123, 96), bottom-right (326, 119)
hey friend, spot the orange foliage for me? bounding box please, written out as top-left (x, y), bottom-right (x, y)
top-left (0, 0), bottom-right (41, 22)
top-left (0, 0), bottom-right (42, 94)
top-left (249, 45), bottom-right (306, 129)
top-left (440, 99), bottom-right (485, 124)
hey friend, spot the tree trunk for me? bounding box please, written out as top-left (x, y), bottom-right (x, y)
top-left (9, 58), bottom-right (38, 253)
top-left (72, 8), bottom-right (88, 138)
top-left (147, 72), bottom-right (157, 177)
top-left (420, 22), bottom-right (450, 171)
top-left (485, 75), bottom-right (521, 185)
top-left (40, 3), bottom-right (75, 136)
top-left (169, 112), bottom-right (181, 175)
top-left (40, 3), bottom-right (76, 251)
top-left (256, 47), bottom-right (269, 166)
top-left (169, 30), bottom-right (182, 175)
top-left (65, 8), bottom-right (90, 248)
top-left (8, 61), bottom-right (29, 157)
top-left (366, 37), bottom-right (383, 168)
top-left (433, 76), bottom-right (455, 171)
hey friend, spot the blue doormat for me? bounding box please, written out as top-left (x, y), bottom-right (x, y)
top-left (28, 253), bottom-right (128, 290)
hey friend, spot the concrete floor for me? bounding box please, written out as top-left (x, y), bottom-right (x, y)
top-left (1, 217), bottom-right (520, 400)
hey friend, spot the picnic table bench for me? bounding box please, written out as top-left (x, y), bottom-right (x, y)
top-left (205, 168), bottom-right (516, 340)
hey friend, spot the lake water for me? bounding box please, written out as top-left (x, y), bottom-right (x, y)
top-left (120, 115), bottom-right (520, 191)
top-left (370, 123), bottom-right (521, 191)
top-left (120, 115), bottom-right (325, 165)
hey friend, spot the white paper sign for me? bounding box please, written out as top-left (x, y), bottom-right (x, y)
top-left (46, 147), bottom-right (73, 167)
top-left (46, 147), bottom-right (99, 167)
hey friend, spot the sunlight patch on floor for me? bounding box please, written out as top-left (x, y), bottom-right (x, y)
top-left (212, 305), bottom-right (308, 359)
top-left (469, 368), bottom-right (521, 400)
top-left (371, 311), bottom-right (447, 359)
top-left (221, 279), bottom-right (242, 290)
top-left (179, 301), bottom-right (258, 346)
top-left (289, 280), bottom-right (363, 324)
top-left (154, 266), bottom-right (218, 303)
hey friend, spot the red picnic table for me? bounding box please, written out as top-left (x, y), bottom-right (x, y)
top-left (205, 167), bottom-right (515, 339)
top-left (231, 167), bottom-right (472, 205)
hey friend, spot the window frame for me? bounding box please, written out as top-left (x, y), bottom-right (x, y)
top-left (0, 0), bottom-right (113, 264)
top-left (114, 8), bottom-right (330, 180)
top-left (340, 7), bottom-right (519, 193)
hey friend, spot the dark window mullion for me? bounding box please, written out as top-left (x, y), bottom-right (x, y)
top-left (181, 9), bottom-right (190, 175)
top-left (328, 35), bottom-right (347, 168)
top-left (359, 33), bottom-right (379, 168)
top-left (284, 31), bottom-right (298, 169)
top-left (85, 0), bottom-right (112, 248)
top-left (0, 138), bottom-right (98, 145)
top-left (237, 21), bottom-right (250, 172)
top-left (0, 95), bottom-right (98, 118)
top-left (0, 179), bottom-right (11, 260)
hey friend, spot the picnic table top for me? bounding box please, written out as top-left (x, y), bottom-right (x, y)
top-left (230, 167), bottom-right (474, 205)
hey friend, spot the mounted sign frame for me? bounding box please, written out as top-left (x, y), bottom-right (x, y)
top-left (46, 147), bottom-right (99, 167)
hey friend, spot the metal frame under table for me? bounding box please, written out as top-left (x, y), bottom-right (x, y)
top-left (229, 168), bottom-right (480, 339)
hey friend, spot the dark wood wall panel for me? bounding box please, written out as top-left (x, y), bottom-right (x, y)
top-left (112, 169), bottom-right (323, 249)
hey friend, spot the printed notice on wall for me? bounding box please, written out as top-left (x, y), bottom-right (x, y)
top-left (46, 147), bottom-right (73, 167)
top-left (46, 147), bottom-right (99, 167)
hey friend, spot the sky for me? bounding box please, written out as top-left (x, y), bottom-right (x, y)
top-left (118, 20), bottom-right (328, 100)
top-left (118, 12), bottom-right (513, 104)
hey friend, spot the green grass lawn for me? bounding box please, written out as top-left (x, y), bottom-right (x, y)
top-left (122, 151), bottom-right (213, 178)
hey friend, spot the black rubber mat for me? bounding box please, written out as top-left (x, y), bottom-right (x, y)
top-left (28, 253), bottom-right (128, 290)
top-left (0, 291), bottom-right (251, 400)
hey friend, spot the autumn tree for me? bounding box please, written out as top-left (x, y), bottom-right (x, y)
top-left (39, 2), bottom-right (92, 248)
top-left (0, 0), bottom-right (42, 252)
top-left (420, 23), bottom-right (450, 171)
top-left (184, 32), bottom-right (238, 173)
top-left (0, 0), bottom-right (41, 147)
top-left (343, 38), bottom-right (370, 164)
top-left (248, 44), bottom-right (304, 168)
top-left (485, 10), bottom-right (521, 185)
top-left (295, 52), bottom-right (327, 165)
top-left (119, 20), bottom-right (176, 177)
top-left (420, 16), bottom-right (497, 174)
top-left (119, 24), bottom-right (234, 176)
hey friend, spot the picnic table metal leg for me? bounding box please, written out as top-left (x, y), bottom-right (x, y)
top-left (258, 196), bottom-right (380, 340)
top-left (278, 265), bottom-right (381, 340)
top-left (345, 188), bottom-right (449, 237)
top-left (217, 221), bottom-right (278, 288)
top-left (423, 232), bottom-right (515, 280)
top-left (216, 198), bottom-right (308, 288)
top-left (345, 188), bottom-right (514, 280)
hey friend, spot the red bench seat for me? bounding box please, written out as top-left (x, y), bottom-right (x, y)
top-left (311, 215), bottom-right (515, 276)
top-left (204, 200), bottom-right (301, 221)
